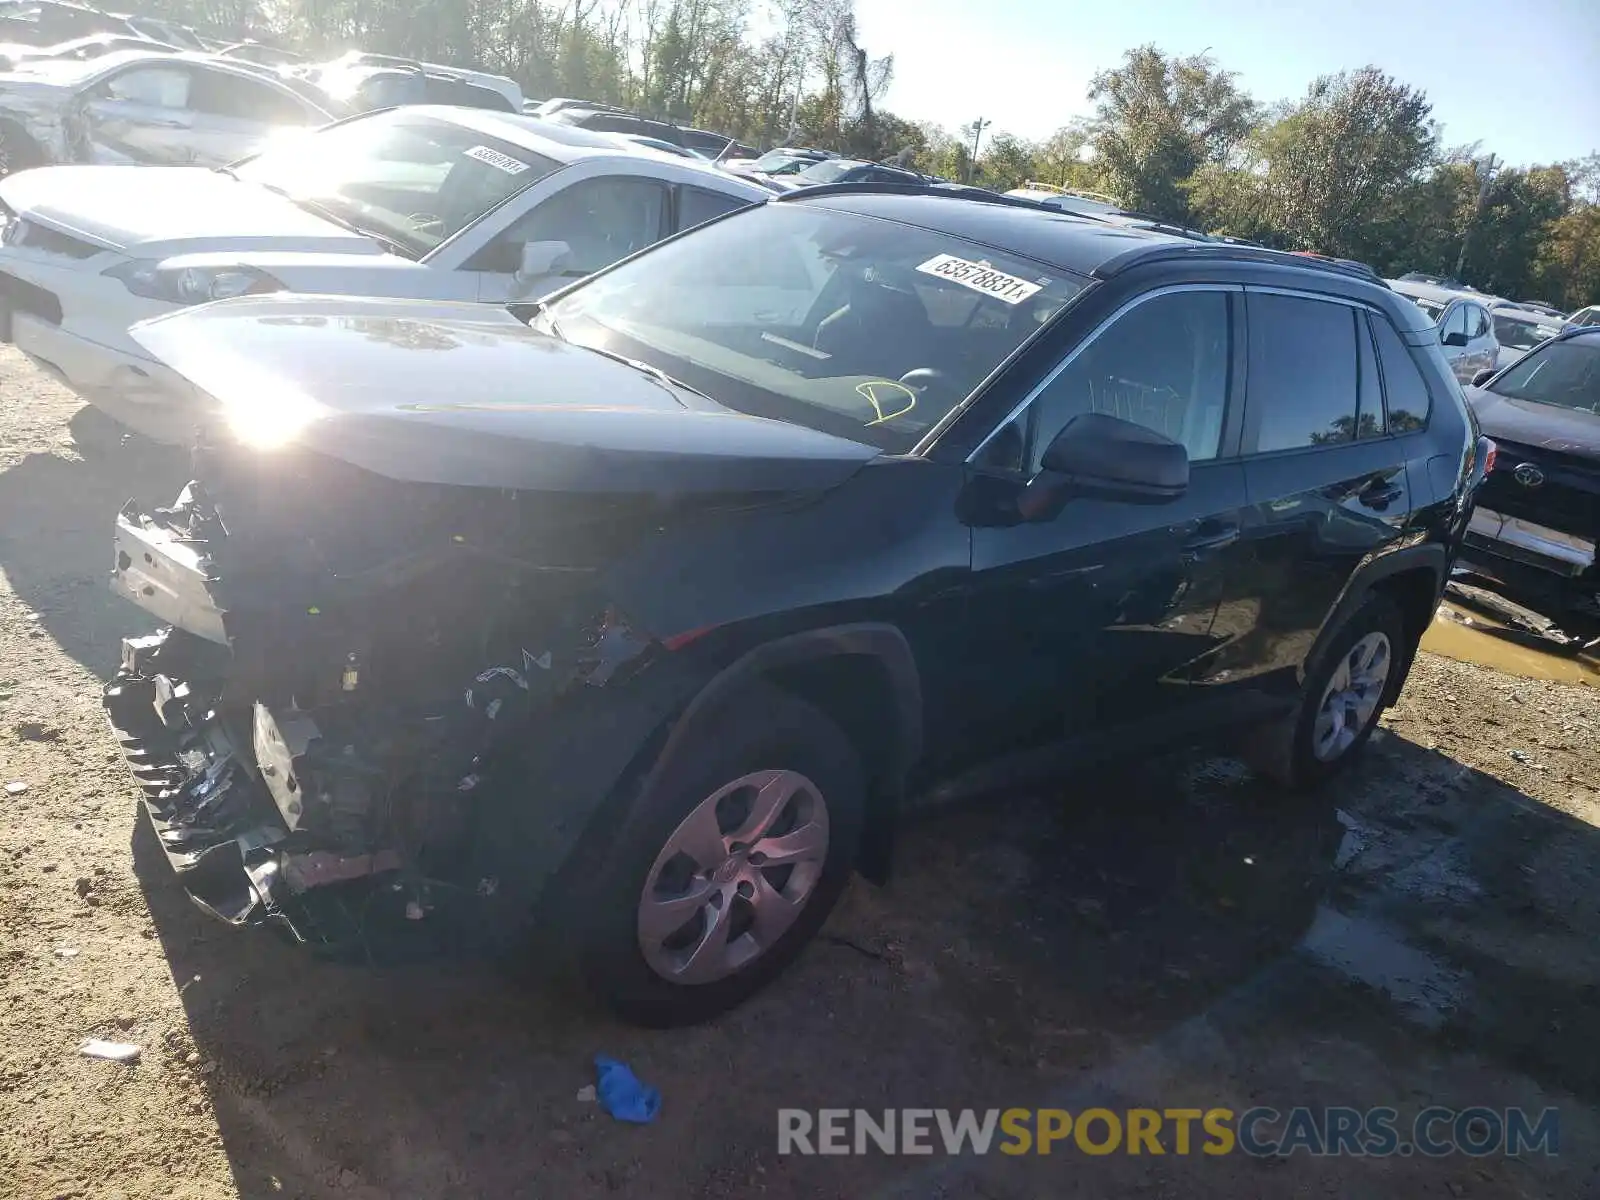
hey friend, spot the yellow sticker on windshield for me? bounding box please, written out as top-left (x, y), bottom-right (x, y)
top-left (857, 380), bottom-right (918, 426)
top-left (916, 254), bottom-right (1043, 305)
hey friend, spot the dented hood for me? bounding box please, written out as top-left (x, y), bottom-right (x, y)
top-left (0, 166), bottom-right (380, 256)
top-left (129, 295), bottom-right (880, 492)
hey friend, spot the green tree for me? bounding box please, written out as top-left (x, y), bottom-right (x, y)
top-left (1086, 45), bottom-right (1257, 220)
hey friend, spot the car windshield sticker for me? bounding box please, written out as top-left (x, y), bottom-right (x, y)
top-left (916, 254), bottom-right (1043, 305)
top-left (856, 379), bottom-right (918, 426)
top-left (463, 145), bottom-right (532, 174)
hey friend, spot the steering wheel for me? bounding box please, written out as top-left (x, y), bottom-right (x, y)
top-left (897, 368), bottom-right (951, 395)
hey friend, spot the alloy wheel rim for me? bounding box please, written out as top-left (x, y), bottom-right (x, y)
top-left (1312, 631), bottom-right (1392, 762)
top-left (637, 769), bottom-right (829, 985)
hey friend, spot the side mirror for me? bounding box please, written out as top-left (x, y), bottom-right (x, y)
top-left (1471, 368), bottom-right (1495, 387)
top-left (1441, 330), bottom-right (1469, 348)
top-left (1019, 412), bottom-right (1189, 521)
top-left (515, 239), bottom-right (572, 280)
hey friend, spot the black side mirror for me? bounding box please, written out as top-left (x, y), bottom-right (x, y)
top-left (1019, 412), bottom-right (1189, 521)
top-left (1471, 368), bottom-right (1495, 387)
top-left (1441, 330), bottom-right (1469, 348)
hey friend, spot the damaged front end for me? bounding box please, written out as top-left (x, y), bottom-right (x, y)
top-left (104, 436), bottom-right (666, 950)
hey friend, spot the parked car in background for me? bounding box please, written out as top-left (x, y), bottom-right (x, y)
top-left (304, 50), bottom-right (522, 112)
top-left (215, 40), bottom-right (306, 69)
top-left (542, 105), bottom-right (687, 148)
top-left (0, 49), bottom-right (337, 178)
top-left (116, 13), bottom-right (203, 50)
top-left (1397, 270), bottom-right (1465, 289)
top-left (1388, 278), bottom-right (1499, 383)
top-left (0, 105), bottom-right (769, 439)
top-left (614, 133), bottom-right (706, 159)
top-left (0, 31), bottom-right (171, 69)
top-left (1004, 184), bottom-right (1125, 217)
top-left (1490, 307), bottom-right (1565, 370)
top-left (719, 146), bottom-right (830, 180)
top-left (99, 187), bottom-right (1483, 1026)
top-left (323, 62), bottom-right (518, 113)
top-left (769, 156), bottom-right (923, 191)
top-left (1565, 304), bottom-right (1600, 330)
top-left (1497, 299), bottom-right (1566, 320)
top-left (0, 0), bottom-right (127, 47)
top-left (1460, 328), bottom-right (1600, 624)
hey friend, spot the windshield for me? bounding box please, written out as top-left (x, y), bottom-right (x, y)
top-left (233, 110), bottom-right (560, 258)
top-left (1490, 338), bottom-right (1600, 414)
top-left (795, 159), bottom-right (861, 184)
top-left (1492, 312), bottom-right (1562, 352)
top-left (545, 202), bottom-right (1087, 452)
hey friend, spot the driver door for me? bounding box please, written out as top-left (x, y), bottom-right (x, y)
top-left (78, 64), bottom-right (197, 164)
top-left (468, 175), bottom-right (672, 304)
top-left (958, 284), bottom-right (1249, 760)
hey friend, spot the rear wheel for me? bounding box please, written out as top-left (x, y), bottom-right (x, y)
top-left (571, 683), bottom-right (864, 1027)
top-left (1244, 593), bottom-right (1405, 790)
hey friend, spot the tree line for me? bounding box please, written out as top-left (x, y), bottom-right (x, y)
top-left (142, 2), bottom-right (1599, 309)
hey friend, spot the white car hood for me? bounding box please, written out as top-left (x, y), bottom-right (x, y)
top-left (0, 166), bottom-right (384, 257)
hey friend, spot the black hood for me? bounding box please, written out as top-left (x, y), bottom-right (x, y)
top-left (129, 295), bottom-right (880, 494)
top-left (1464, 384), bottom-right (1600, 463)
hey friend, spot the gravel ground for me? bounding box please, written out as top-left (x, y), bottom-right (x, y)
top-left (2, 350), bottom-right (1599, 1200)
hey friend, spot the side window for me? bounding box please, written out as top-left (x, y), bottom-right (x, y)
top-left (1355, 311), bottom-right (1385, 438)
top-left (1466, 306), bottom-right (1489, 339)
top-left (1442, 304), bottom-right (1469, 342)
top-left (1370, 315), bottom-right (1432, 433)
top-left (100, 66), bottom-right (191, 109)
top-left (1025, 289), bottom-right (1230, 471)
top-left (677, 185), bottom-right (749, 233)
top-left (1247, 291), bottom-right (1360, 452)
top-left (190, 71), bottom-right (313, 124)
top-left (499, 176), bottom-right (669, 275)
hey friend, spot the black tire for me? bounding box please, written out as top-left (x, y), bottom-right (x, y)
top-left (570, 682), bottom-right (864, 1028)
top-left (1243, 592), bottom-right (1406, 790)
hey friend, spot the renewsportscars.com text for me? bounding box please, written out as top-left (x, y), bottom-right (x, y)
top-left (777, 1106), bottom-right (1559, 1157)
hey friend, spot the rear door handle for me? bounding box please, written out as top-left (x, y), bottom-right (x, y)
top-left (1181, 520), bottom-right (1240, 554)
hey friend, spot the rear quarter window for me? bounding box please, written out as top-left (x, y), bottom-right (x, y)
top-left (1370, 316), bottom-right (1432, 432)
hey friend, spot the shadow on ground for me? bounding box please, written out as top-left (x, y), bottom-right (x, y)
top-left (0, 409), bottom-right (187, 678)
top-left (128, 724), bottom-right (1600, 1198)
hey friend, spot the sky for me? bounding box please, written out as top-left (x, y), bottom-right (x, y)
top-left (850, 0), bottom-right (1600, 167)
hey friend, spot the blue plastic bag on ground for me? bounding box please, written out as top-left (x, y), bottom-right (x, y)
top-left (594, 1055), bottom-right (661, 1124)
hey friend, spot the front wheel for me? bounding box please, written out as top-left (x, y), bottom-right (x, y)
top-left (1244, 593), bottom-right (1405, 789)
top-left (571, 683), bottom-right (864, 1027)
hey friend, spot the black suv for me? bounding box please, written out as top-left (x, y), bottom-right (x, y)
top-left (1461, 327), bottom-right (1599, 624)
top-left (104, 187), bottom-right (1486, 1027)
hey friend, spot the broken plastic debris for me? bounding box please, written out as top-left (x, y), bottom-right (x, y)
top-left (576, 1084), bottom-right (597, 1103)
top-left (54, 946), bottom-right (79, 959)
top-left (4, 781), bottom-right (28, 795)
top-left (80, 1039), bottom-right (140, 1063)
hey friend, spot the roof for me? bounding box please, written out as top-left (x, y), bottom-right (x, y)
top-left (784, 190), bottom-right (1190, 275)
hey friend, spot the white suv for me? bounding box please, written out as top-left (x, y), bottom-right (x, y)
top-left (0, 106), bottom-right (769, 440)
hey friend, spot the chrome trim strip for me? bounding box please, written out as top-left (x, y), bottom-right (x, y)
top-left (1467, 506), bottom-right (1595, 575)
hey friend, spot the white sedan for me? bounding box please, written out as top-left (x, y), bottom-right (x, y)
top-left (0, 105), bottom-right (771, 440)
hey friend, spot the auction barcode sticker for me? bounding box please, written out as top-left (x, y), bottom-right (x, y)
top-left (464, 145), bottom-right (533, 174)
top-left (916, 254), bottom-right (1043, 305)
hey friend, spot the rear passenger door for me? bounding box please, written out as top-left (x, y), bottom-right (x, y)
top-left (1210, 289), bottom-right (1412, 691)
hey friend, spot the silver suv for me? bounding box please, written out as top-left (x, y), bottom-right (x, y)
top-left (1388, 279), bottom-right (1500, 383)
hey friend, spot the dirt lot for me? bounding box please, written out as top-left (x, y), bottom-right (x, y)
top-left (3, 350), bottom-right (1600, 1200)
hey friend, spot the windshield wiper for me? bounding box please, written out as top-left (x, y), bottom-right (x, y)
top-left (577, 340), bottom-right (715, 404)
top-left (249, 180), bottom-right (420, 260)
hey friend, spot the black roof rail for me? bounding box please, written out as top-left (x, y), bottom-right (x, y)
top-left (774, 180), bottom-right (1072, 211)
top-left (1093, 241), bottom-right (1388, 285)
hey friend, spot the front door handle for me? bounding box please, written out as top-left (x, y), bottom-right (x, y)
top-left (1359, 479), bottom-right (1404, 508)
top-left (1181, 520), bottom-right (1240, 554)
